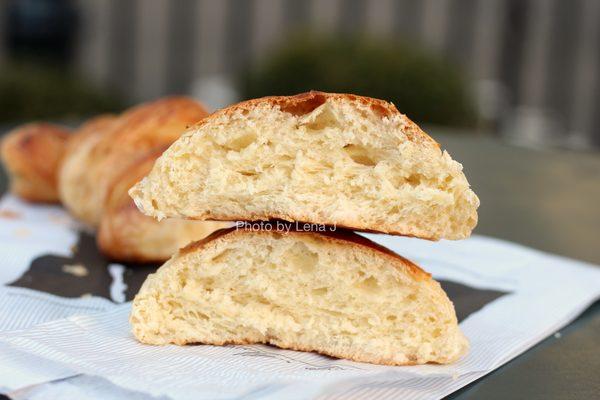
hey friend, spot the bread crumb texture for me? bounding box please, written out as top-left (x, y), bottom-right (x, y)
top-left (130, 229), bottom-right (468, 365)
top-left (131, 92), bottom-right (479, 240)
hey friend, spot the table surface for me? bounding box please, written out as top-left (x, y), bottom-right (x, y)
top-left (434, 132), bottom-right (600, 400)
top-left (0, 130), bottom-right (598, 399)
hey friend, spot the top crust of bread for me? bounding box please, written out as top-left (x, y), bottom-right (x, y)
top-left (1, 122), bottom-right (70, 202)
top-left (181, 225), bottom-right (430, 281)
top-left (131, 91), bottom-right (479, 240)
top-left (194, 91), bottom-right (438, 147)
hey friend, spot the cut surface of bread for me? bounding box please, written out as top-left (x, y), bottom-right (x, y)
top-left (130, 228), bottom-right (468, 365)
top-left (98, 147), bottom-right (231, 263)
top-left (0, 122), bottom-right (70, 202)
top-left (131, 91), bottom-right (479, 240)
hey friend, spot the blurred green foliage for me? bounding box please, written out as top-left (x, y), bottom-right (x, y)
top-left (240, 35), bottom-right (477, 127)
top-left (0, 62), bottom-right (123, 123)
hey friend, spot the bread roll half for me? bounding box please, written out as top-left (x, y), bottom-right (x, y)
top-left (130, 227), bottom-right (468, 365)
top-left (1, 122), bottom-right (70, 202)
top-left (130, 91), bottom-right (479, 240)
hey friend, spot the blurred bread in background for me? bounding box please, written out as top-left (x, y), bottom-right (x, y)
top-left (0, 122), bottom-right (70, 202)
top-left (98, 146), bottom-right (230, 263)
top-left (0, 96), bottom-right (222, 263)
top-left (65, 97), bottom-right (209, 227)
top-left (59, 115), bottom-right (116, 224)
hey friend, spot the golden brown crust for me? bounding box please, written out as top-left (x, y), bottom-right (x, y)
top-left (179, 226), bottom-right (430, 280)
top-left (58, 115), bottom-right (117, 224)
top-left (61, 96), bottom-right (209, 227)
top-left (63, 115), bottom-right (116, 160)
top-left (0, 122), bottom-right (70, 202)
top-left (102, 146), bottom-right (170, 215)
top-left (97, 146), bottom-right (168, 262)
top-left (57, 97), bottom-right (212, 261)
top-left (193, 91), bottom-right (438, 147)
top-left (102, 96), bottom-right (208, 150)
top-left (90, 97), bottom-right (208, 213)
top-left (97, 147), bottom-right (162, 261)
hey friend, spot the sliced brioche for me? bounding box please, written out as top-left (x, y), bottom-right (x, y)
top-left (0, 122), bottom-right (70, 202)
top-left (130, 92), bottom-right (479, 240)
top-left (130, 228), bottom-right (468, 365)
top-left (98, 147), bottom-right (230, 262)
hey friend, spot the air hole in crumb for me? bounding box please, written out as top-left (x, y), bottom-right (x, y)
top-left (238, 170), bottom-right (257, 177)
top-left (343, 144), bottom-right (377, 166)
top-left (280, 94), bottom-right (327, 116)
top-left (432, 328), bottom-right (442, 338)
top-left (370, 103), bottom-right (389, 117)
top-left (224, 132), bottom-right (257, 151)
top-left (312, 287), bottom-right (328, 296)
top-left (406, 174), bottom-right (423, 187)
top-left (285, 242), bottom-right (319, 273)
top-left (199, 277), bottom-right (215, 292)
top-left (356, 276), bottom-right (381, 293)
top-left (386, 315), bottom-right (397, 321)
top-left (302, 105), bottom-right (341, 130)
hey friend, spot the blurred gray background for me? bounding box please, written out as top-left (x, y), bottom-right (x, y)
top-left (2, 0), bottom-right (600, 148)
top-left (0, 0), bottom-right (599, 264)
